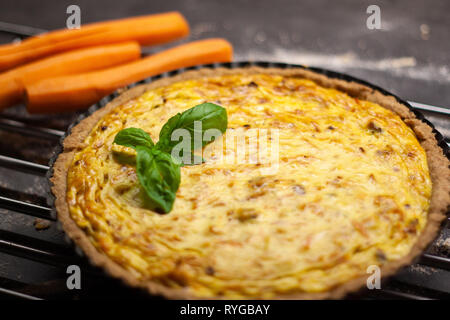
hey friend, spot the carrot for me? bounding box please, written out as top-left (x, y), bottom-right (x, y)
top-left (0, 12), bottom-right (189, 71)
top-left (26, 38), bottom-right (233, 113)
top-left (0, 42), bottom-right (141, 110)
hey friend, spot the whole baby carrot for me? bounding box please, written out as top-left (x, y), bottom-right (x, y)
top-left (0, 42), bottom-right (141, 109)
top-left (26, 38), bottom-right (233, 113)
top-left (0, 12), bottom-right (189, 71)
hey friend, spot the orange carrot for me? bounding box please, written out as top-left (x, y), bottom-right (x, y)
top-left (0, 42), bottom-right (141, 109)
top-left (26, 38), bottom-right (233, 113)
top-left (0, 12), bottom-right (189, 71)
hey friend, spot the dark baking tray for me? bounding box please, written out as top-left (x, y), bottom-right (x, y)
top-left (46, 61), bottom-right (450, 297)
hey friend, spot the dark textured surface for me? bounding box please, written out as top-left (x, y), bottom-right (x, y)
top-left (0, 0), bottom-right (448, 300)
top-left (0, 0), bottom-right (449, 107)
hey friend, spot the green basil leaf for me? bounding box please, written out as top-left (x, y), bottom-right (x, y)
top-left (156, 102), bottom-right (227, 153)
top-left (136, 146), bottom-right (180, 213)
top-left (113, 127), bottom-right (154, 150)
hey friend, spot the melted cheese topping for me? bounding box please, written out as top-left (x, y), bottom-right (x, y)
top-left (67, 74), bottom-right (431, 298)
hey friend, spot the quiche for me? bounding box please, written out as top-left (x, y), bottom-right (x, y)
top-left (51, 67), bottom-right (450, 299)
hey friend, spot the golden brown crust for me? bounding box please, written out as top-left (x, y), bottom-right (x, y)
top-left (51, 67), bottom-right (450, 299)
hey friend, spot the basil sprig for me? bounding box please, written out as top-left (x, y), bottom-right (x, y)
top-left (113, 102), bottom-right (227, 213)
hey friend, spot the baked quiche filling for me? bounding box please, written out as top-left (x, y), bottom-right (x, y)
top-left (66, 74), bottom-right (431, 298)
